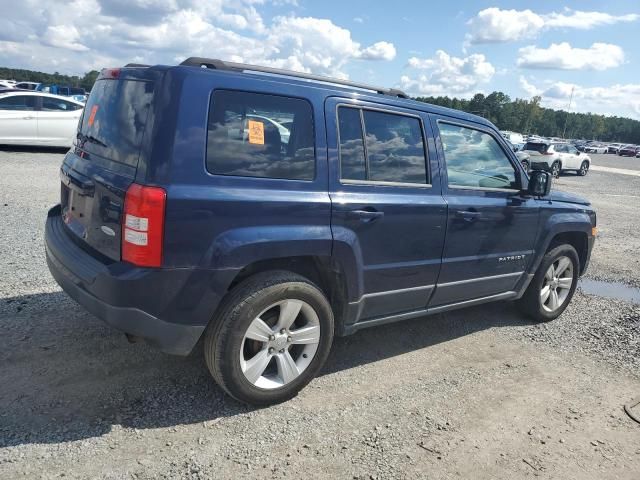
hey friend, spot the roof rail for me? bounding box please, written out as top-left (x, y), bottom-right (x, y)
top-left (124, 63), bottom-right (150, 68)
top-left (179, 57), bottom-right (408, 99)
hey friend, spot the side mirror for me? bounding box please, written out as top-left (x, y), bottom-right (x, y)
top-left (527, 170), bottom-right (552, 197)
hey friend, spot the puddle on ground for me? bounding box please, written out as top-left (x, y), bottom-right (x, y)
top-left (579, 278), bottom-right (640, 304)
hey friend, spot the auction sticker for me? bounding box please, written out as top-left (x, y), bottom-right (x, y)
top-left (88, 105), bottom-right (99, 127)
top-left (248, 120), bottom-right (265, 145)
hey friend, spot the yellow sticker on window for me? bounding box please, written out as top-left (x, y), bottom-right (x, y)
top-left (248, 120), bottom-right (265, 145)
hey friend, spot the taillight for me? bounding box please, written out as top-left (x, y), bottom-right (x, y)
top-left (122, 183), bottom-right (166, 267)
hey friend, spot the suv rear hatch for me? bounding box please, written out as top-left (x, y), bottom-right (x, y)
top-left (522, 142), bottom-right (550, 156)
top-left (60, 68), bottom-right (156, 261)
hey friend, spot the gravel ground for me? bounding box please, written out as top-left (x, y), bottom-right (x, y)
top-left (1, 149), bottom-right (639, 479)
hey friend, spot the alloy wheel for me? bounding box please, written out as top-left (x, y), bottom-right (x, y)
top-left (240, 299), bottom-right (321, 389)
top-left (540, 256), bottom-right (574, 313)
top-left (580, 163), bottom-right (589, 176)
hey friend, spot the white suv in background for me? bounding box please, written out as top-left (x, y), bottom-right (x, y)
top-left (0, 91), bottom-right (84, 147)
top-left (521, 141), bottom-right (591, 177)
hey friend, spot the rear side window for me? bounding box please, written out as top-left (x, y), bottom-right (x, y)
top-left (523, 142), bottom-right (548, 153)
top-left (207, 90), bottom-right (315, 180)
top-left (338, 107), bottom-right (427, 184)
top-left (78, 79), bottom-right (154, 167)
top-left (438, 122), bottom-right (517, 190)
top-left (0, 95), bottom-right (36, 111)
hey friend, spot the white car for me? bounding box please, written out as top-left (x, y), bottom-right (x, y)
top-left (521, 141), bottom-right (591, 177)
top-left (583, 143), bottom-right (607, 154)
top-left (0, 91), bottom-right (84, 147)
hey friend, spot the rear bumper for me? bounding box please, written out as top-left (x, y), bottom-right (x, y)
top-left (45, 205), bottom-right (223, 355)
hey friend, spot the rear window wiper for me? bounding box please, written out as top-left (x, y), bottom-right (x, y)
top-left (78, 133), bottom-right (108, 148)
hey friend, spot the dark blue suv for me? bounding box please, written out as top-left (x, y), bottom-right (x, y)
top-left (45, 58), bottom-right (596, 405)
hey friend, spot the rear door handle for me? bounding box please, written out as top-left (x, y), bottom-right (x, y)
top-left (346, 209), bottom-right (384, 223)
top-left (22, 116), bottom-right (35, 120)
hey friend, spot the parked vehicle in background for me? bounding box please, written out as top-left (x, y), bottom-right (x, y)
top-left (15, 81), bottom-right (40, 90)
top-left (501, 131), bottom-right (524, 146)
top-left (44, 58), bottom-right (596, 405)
top-left (607, 143), bottom-right (624, 154)
top-left (584, 143), bottom-right (607, 154)
top-left (0, 91), bottom-right (83, 147)
top-left (618, 145), bottom-right (639, 157)
top-left (36, 84), bottom-right (86, 97)
top-left (521, 141), bottom-right (591, 177)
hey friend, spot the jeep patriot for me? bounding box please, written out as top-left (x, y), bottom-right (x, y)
top-left (45, 58), bottom-right (596, 405)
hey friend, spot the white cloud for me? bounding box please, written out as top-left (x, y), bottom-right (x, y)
top-left (0, 0), bottom-right (396, 78)
top-left (545, 11), bottom-right (640, 29)
top-left (467, 8), bottom-right (544, 44)
top-left (401, 50), bottom-right (495, 97)
top-left (517, 42), bottom-right (625, 70)
top-left (43, 25), bottom-right (90, 52)
top-left (519, 77), bottom-right (640, 119)
top-left (467, 8), bottom-right (640, 44)
top-left (358, 41), bottom-right (396, 61)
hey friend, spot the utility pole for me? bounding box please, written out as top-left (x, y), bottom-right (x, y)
top-left (562, 86), bottom-right (575, 139)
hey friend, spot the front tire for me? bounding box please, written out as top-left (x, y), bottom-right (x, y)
top-left (578, 161), bottom-right (589, 176)
top-left (517, 244), bottom-right (579, 322)
top-left (204, 271), bottom-right (334, 405)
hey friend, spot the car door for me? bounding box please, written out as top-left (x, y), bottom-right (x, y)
top-left (36, 96), bottom-right (83, 146)
top-left (0, 95), bottom-right (38, 145)
top-left (429, 116), bottom-right (539, 306)
top-left (553, 144), bottom-right (568, 167)
top-left (564, 145), bottom-right (581, 168)
top-left (326, 98), bottom-right (447, 323)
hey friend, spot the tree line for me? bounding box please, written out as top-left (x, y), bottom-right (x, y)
top-left (0, 67), bottom-right (99, 93)
top-left (415, 92), bottom-right (640, 144)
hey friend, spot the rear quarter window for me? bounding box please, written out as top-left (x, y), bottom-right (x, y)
top-left (206, 90), bottom-right (315, 181)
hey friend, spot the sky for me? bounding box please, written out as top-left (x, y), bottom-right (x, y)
top-left (1, 0), bottom-right (639, 119)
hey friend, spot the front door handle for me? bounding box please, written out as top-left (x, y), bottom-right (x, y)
top-left (455, 210), bottom-right (482, 221)
top-left (346, 209), bottom-right (384, 223)
top-left (22, 116), bottom-right (35, 120)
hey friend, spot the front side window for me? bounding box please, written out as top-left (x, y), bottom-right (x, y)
top-left (438, 122), bottom-right (517, 190)
top-left (338, 107), bottom-right (427, 184)
top-left (0, 95), bottom-right (36, 111)
top-left (207, 90), bottom-right (315, 181)
top-left (42, 97), bottom-right (82, 111)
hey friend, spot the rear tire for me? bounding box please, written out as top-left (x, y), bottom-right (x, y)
top-left (517, 244), bottom-right (579, 322)
top-left (551, 161), bottom-right (561, 178)
top-left (521, 160), bottom-right (530, 172)
top-left (204, 271), bottom-right (334, 406)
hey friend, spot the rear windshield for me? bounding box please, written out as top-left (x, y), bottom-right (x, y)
top-left (78, 79), bottom-right (154, 166)
top-left (523, 142), bottom-right (548, 153)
